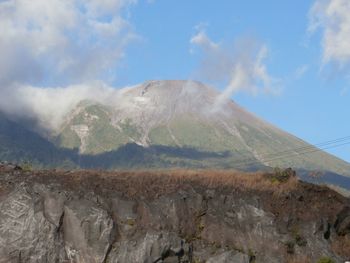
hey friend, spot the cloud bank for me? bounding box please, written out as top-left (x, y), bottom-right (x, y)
top-left (309, 0), bottom-right (350, 71)
top-left (2, 82), bottom-right (128, 131)
top-left (0, 0), bottom-right (137, 130)
top-left (0, 0), bottom-right (137, 85)
top-left (190, 27), bottom-right (279, 111)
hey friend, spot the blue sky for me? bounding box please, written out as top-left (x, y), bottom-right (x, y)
top-left (0, 0), bottom-right (349, 162)
top-left (115, 0), bottom-right (350, 162)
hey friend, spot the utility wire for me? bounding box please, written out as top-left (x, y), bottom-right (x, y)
top-left (241, 140), bottom-right (350, 167)
top-left (256, 135), bottom-right (350, 158)
top-left (236, 136), bottom-right (350, 162)
top-left (232, 135), bottom-right (350, 165)
top-left (235, 141), bottom-right (350, 170)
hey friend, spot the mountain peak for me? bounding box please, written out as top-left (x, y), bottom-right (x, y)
top-left (118, 80), bottom-right (223, 119)
top-left (128, 79), bottom-right (219, 99)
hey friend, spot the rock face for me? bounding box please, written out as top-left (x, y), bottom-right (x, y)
top-left (0, 164), bottom-right (349, 262)
top-left (335, 207), bottom-right (350, 236)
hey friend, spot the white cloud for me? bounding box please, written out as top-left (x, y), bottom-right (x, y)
top-left (190, 28), bottom-right (219, 51)
top-left (309, 0), bottom-right (350, 70)
top-left (190, 27), bottom-right (279, 111)
top-left (0, 0), bottom-right (137, 86)
top-left (0, 0), bottom-right (138, 131)
top-left (0, 82), bottom-right (128, 131)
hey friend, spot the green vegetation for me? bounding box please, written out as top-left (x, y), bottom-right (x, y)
top-left (57, 103), bottom-right (142, 154)
top-left (237, 122), bottom-right (350, 177)
top-left (124, 218), bottom-right (136, 226)
top-left (21, 161), bottom-right (33, 172)
top-left (192, 258), bottom-right (202, 263)
top-left (57, 126), bottom-right (81, 150)
top-left (167, 116), bottom-right (246, 152)
top-left (316, 257), bottom-right (335, 263)
top-left (120, 118), bottom-right (141, 140)
top-left (271, 167), bottom-right (295, 183)
top-left (248, 249), bottom-right (256, 262)
top-left (197, 221), bottom-right (205, 232)
top-left (149, 125), bottom-right (178, 147)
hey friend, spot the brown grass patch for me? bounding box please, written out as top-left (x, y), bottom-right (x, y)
top-left (19, 168), bottom-right (300, 199)
top-left (121, 169), bottom-right (298, 198)
top-left (286, 255), bottom-right (311, 263)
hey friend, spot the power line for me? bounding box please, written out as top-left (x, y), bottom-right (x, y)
top-left (232, 136), bottom-right (350, 169)
top-left (258, 135), bottom-right (350, 158)
top-left (237, 135), bottom-right (350, 162)
top-left (232, 135), bottom-right (350, 165)
top-left (228, 136), bottom-right (350, 162)
top-left (235, 141), bottom-right (350, 169)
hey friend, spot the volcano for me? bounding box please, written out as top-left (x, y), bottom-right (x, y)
top-left (49, 80), bottom-right (350, 177)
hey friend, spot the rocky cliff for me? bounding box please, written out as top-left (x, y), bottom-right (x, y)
top-left (0, 163), bottom-right (349, 263)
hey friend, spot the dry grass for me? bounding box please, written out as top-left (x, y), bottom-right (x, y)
top-left (27, 168), bottom-right (299, 199)
top-left (148, 169), bottom-right (299, 195)
top-left (120, 169), bottom-right (298, 197)
top-left (286, 256), bottom-right (311, 263)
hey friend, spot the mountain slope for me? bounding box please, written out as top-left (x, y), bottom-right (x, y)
top-left (0, 114), bottom-right (76, 168)
top-left (54, 80), bottom-right (350, 176)
top-left (0, 113), bottom-right (251, 170)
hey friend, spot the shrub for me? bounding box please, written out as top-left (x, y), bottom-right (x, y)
top-left (21, 161), bottom-right (32, 172)
top-left (248, 249), bottom-right (256, 263)
top-left (272, 167), bottom-right (296, 183)
top-left (316, 257), bottom-right (335, 263)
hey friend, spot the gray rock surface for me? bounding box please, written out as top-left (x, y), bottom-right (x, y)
top-left (0, 166), bottom-right (349, 262)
